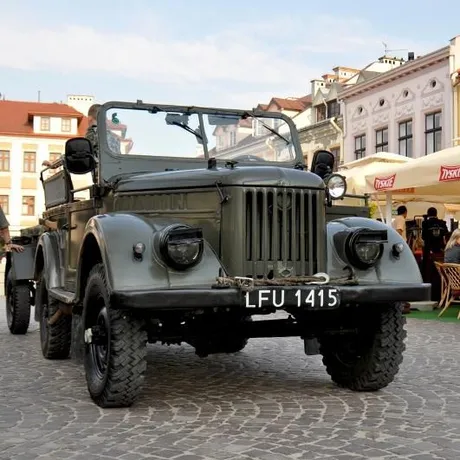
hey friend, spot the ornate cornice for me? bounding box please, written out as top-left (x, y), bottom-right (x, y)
top-left (340, 46), bottom-right (450, 100)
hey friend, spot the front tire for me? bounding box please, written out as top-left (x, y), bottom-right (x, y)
top-left (319, 304), bottom-right (407, 391)
top-left (5, 271), bottom-right (30, 335)
top-left (83, 264), bottom-right (147, 408)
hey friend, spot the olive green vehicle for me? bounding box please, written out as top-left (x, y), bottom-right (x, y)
top-left (5, 101), bottom-right (430, 408)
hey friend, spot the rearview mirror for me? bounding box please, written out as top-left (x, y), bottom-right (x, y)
top-left (64, 138), bottom-right (96, 175)
top-left (208, 115), bottom-right (240, 126)
top-left (310, 150), bottom-right (335, 179)
top-left (165, 113), bottom-right (190, 125)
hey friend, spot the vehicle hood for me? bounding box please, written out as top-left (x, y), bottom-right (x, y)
top-left (113, 166), bottom-right (325, 192)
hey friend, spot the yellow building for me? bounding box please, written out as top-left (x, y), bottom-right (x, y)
top-left (0, 95), bottom-right (93, 235)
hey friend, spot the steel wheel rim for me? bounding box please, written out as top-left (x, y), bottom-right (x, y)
top-left (89, 302), bottom-right (109, 380)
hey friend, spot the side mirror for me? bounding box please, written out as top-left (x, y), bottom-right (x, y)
top-left (310, 150), bottom-right (335, 179)
top-left (64, 138), bottom-right (96, 175)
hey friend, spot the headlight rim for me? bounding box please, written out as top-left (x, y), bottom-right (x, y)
top-left (325, 173), bottom-right (347, 200)
top-left (158, 223), bottom-right (204, 271)
top-left (345, 228), bottom-right (384, 269)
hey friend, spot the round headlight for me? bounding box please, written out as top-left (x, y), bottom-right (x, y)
top-left (325, 174), bottom-right (347, 199)
top-left (354, 242), bottom-right (382, 264)
top-left (345, 229), bottom-right (384, 269)
top-left (159, 225), bottom-right (204, 270)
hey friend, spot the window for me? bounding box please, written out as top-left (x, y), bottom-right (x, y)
top-left (375, 127), bottom-right (388, 153)
top-left (330, 147), bottom-right (340, 171)
top-left (40, 117), bottom-right (50, 131)
top-left (354, 134), bottom-right (366, 160)
top-left (229, 131), bottom-right (237, 146)
top-left (0, 195), bottom-right (9, 215)
top-left (316, 105), bottom-right (327, 122)
top-left (398, 120), bottom-right (413, 157)
top-left (61, 118), bottom-right (71, 132)
top-left (49, 152), bottom-right (61, 164)
top-left (22, 196), bottom-right (35, 216)
top-left (327, 100), bottom-right (340, 118)
top-left (425, 111), bottom-right (442, 154)
top-left (23, 151), bottom-right (36, 173)
top-left (0, 150), bottom-right (9, 172)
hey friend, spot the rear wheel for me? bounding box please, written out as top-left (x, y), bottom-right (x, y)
top-left (37, 277), bottom-right (71, 359)
top-left (319, 304), bottom-right (406, 391)
top-left (5, 271), bottom-right (30, 335)
top-left (83, 264), bottom-right (147, 408)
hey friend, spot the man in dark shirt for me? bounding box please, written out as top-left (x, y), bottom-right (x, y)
top-left (422, 207), bottom-right (448, 252)
top-left (421, 207), bottom-right (448, 301)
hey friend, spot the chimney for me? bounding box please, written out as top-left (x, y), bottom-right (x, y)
top-left (408, 52), bottom-right (415, 61)
top-left (310, 79), bottom-right (326, 98)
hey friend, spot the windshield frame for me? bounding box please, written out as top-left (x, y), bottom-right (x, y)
top-left (96, 100), bottom-right (305, 183)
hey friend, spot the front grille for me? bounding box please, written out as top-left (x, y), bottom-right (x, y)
top-left (243, 187), bottom-right (325, 278)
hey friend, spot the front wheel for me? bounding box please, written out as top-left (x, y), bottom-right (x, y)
top-left (5, 271), bottom-right (30, 335)
top-left (83, 264), bottom-right (147, 408)
top-left (319, 304), bottom-right (407, 391)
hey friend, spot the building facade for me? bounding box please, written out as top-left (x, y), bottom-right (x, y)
top-left (0, 96), bottom-right (93, 234)
top-left (341, 36), bottom-right (460, 163)
top-left (298, 57), bottom-right (405, 166)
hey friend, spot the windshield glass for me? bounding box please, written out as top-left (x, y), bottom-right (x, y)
top-left (102, 107), bottom-right (296, 164)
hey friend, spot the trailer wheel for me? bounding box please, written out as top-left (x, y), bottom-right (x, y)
top-left (5, 271), bottom-right (31, 335)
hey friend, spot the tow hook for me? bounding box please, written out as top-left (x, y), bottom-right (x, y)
top-left (84, 325), bottom-right (107, 345)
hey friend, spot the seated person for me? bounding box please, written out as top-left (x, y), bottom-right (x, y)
top-left (444, 228), bottom-right (460, 263)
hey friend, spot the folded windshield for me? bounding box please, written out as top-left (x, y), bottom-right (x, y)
top-left (102, 107), bottom-right (296, 164)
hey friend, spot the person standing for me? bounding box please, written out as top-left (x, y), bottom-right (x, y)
top-left (0, 205), bottom-right (24, 253)
top-left (85, 103), bottom-right (121, 156)
top-left (422, 207), bottom-right (448, 302)
top-left (392, 205), bottom-right (407, 241)
top-left (41, 103), bottom-right (121, 169)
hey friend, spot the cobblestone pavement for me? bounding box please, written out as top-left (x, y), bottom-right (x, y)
top-left (1, 299), bottom-right (460, 460)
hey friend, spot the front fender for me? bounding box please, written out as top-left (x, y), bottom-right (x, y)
top-left (78, 213), bottom-right (225, 293)
top-left (326, 216), bottom-right (423, 284)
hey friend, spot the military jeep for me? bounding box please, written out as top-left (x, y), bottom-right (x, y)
top-left (7, 101), bottom-right (430, 408)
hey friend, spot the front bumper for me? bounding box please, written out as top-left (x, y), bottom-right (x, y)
top-left (110, 282), bottom-right (431, 311)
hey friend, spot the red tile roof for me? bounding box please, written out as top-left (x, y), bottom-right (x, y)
top-left (0, 100), bottom-right (88, 139)
top-left (268, 95), bottom-right (312, 111)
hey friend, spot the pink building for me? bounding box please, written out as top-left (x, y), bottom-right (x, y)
top-left (341, 36), bottom-right (460, 163)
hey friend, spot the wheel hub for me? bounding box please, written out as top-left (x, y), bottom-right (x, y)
top-left (88, 307), bottom-right (110, 379)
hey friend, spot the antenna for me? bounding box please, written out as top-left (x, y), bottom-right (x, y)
top-left (382, 42), bottom-right (408, 55)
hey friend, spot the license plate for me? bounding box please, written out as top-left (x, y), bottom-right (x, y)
top-left (245, 287), bottom-right (341, 309)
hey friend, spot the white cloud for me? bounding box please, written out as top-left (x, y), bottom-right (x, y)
top-left (0, 12), bottom-right (441, 105)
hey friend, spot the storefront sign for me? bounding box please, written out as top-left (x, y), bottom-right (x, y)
top-left (439, 165), bottom-right (460, 182)
top-left (374, 174), bottom-right (396, 191)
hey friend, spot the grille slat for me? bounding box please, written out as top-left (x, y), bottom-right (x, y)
top-left (244, 187), bottom-right (322, 278)
top-left (307, 190), bottom-right (314, 274)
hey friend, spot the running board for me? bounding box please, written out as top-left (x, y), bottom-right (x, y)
top-left (49, 287), bottom-right (75, 304)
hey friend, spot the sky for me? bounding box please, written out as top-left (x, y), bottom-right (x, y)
top-left (1, 0), bottom-right (457, 109)
top-left (0, 0), bottom-right (459, 158)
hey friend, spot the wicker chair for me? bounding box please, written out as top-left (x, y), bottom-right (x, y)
top-left (436, 262), bottom-right (460, 319)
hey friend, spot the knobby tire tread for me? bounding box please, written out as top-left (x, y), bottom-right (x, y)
top-left (320, 305), bottom-right (407, 391)
top-left (85, 264), bottom-right (147, 408)
top-left (8, 281), bottom-right (30, 335)
top-left (38, 279), bottom-right (72, 360)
